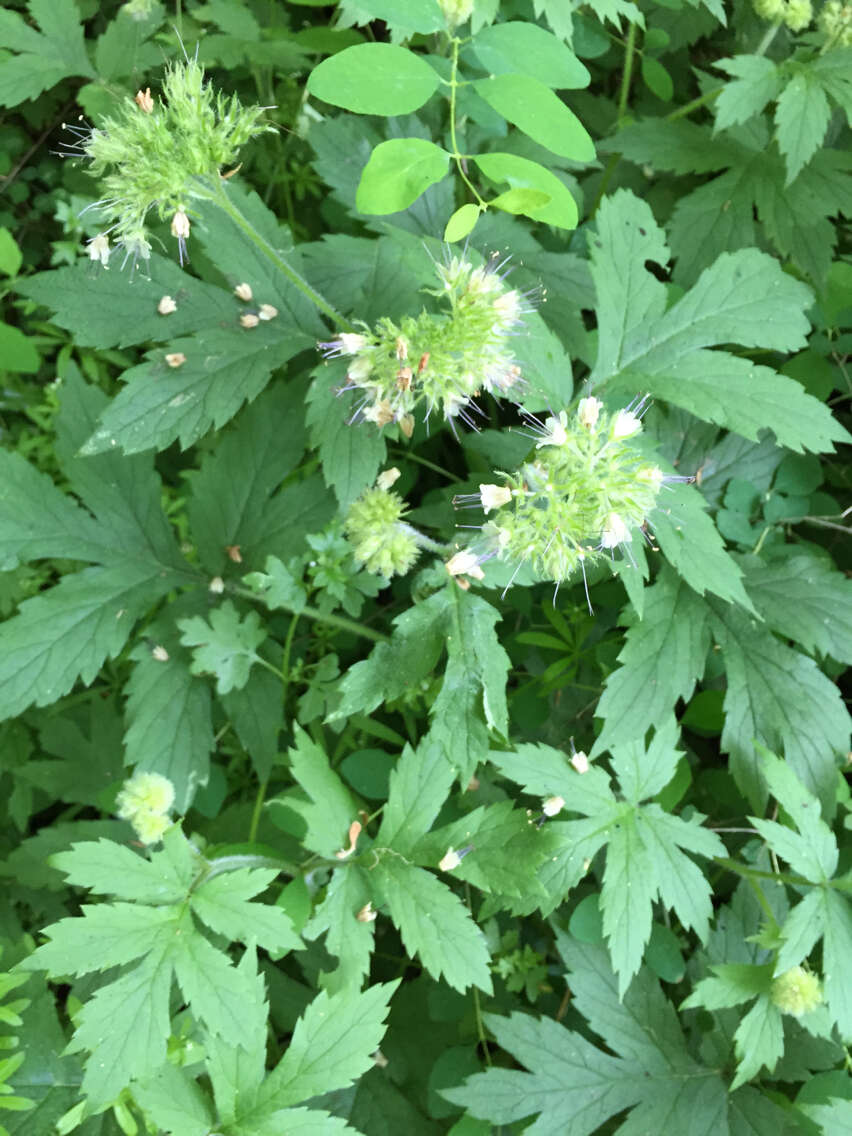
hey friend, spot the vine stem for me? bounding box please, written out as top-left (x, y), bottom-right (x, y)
top-left (207, 176), bottom-right (355, 332)
top-left (248, 611), bottom-right (301, 843)
top-left (448, 37), bottom-right (487, 208)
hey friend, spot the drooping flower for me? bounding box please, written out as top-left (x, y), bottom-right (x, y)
top-left (87, 233), bottom-right (111, 267)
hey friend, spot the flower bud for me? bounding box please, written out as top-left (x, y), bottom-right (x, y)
top-left (116, 771), bottom-right (175, 819)
top-left (240, 313), bottom-right (260, 329)
top-left (258, 303), bottom-right (278, 321)
top-left (87, 233), bottom-right (111, 266)
top-left (344, 485), bottom-right (420, 579)
top-left (542, 795), bottom-right (565, 817)
top-left (479, 484), bottom-right (512, 513)
top-left (577, 396), bottom-right (602, 430)
top-left (771, 967), bottom-right (822, 1016)
top-left (536, 412), bottom-right (569, 449)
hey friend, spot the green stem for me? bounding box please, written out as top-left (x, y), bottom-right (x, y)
top-left (389, 447), bottom-right (462, 483)
top-left (448, 38), bottom-right (487, 208)
top-left (233, 585), bottom-right (388, 643)
top-left (465, 882), bottom-right (491, 1065)
top-left (617, 23), bottom-right (638, 123)
top-left (665, 86), bottom-right (723, 122)
top-left (208, 177), bottom-right (355, 331)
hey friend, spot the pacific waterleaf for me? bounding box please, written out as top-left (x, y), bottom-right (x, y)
top-left (272, 726), bottom-right (358, 859)
top-left (0, 0), bottom-right (94, 107)
top-left (307, 367), bottom-right (387, 508)
top-left (178, 601), bottom-right (267, 695)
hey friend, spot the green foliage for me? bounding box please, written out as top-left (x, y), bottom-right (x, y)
top-left (3, 0), bottom-right (851, 1132)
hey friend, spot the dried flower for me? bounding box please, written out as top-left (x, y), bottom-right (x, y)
top-left (571, 751), bottom-right (590, 774)
top-left (356, 902), bottom-right (378, 923)
top-left (134, 87), bottom-right (154, 113)
top-left (240, 313), bottom-right (260, 329)
top-left (157, 295), bottom-right (177, 315)
top-left (165, 352), bottom-right (186, 368)
top-left (234, 282), bottom-right (253, 301)
top-left (446, 549), bottom-right (485, 581)
top-left (151, 644), bottom-right (169, 662)
top-left (376, 467), bottom-right (401, 490)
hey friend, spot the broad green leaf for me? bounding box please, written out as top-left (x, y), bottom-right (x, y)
top-left (82, 324), bottom-right (312, 456)
top-left (185, 384), bottom-right (308, 575)
top-left (742, 550), bottom-right (852, 664)
top-left (608, 715), bottom-right (683, 802)
top-left (820, 889), bottom-right (852, 1038)
top-left (222, 667), bottom-right (285, 783)
top-left (713, 56), bottom-right (782, 131)
top-left (50, 838), bottom-right (191, 905)
top-left (250, 982), bottom-right (398, 1112)
top-left (348, 0), bottom-right (445, 33)
top-left (356, 138), bottom-right (450, 214)
top-left (302, 865), bottom-right (374, 992)
top-left (94, 2), bottom-right (164, 81)
top-left (20, 904), bottom-right (177, 977)
top-left (466, 22), bottom-right (590, 88)
top-left (372, 856), bottom-right (493, 993)
top-left (124, 645), bottom-right (214, 813)
top-left (178, 602), bottom-right (267, 695)
top-left (488, 744), bottom-right (617, 817)
top-left (776, 71), bottom-right (831, 185)
top-left (277, 726), bottom-right (357, 858)
top-left (473, 74), bottom-right (595, 160)
top-left (307, 43), bottom-right (441, 115)
top-left (593, 568), bottom-right (711, 753)
top-left (377, 739), bottom-right (455, 855)
top-left (730, 996), bottom-right (784, 1089)
top-left (190, 869), bottom-right (301, 954)
top-left (474, 152), bottom-right (579, 229)
top-left (171, 927), bottom-right (265, 1047)
top-left (0, 323), bottom-right (39, 373)
top-left (444, 203), bottom-right (481, 242)
top-left (600, 807), bottom-right (658, 993)
top-left (708, 596), bottom-right (850, 813)
top-left (0, 0), bottom-right (93, 107)
top-left (0, 560), bottom-right (182, 721)
top-left (17, 254), bottom-right (236, 350)
top-left (489, 187), bottom-right (551, 215)
top-left (0, 228), bottom-right (23, 276)
top-left (306, 369), bottom-right (387, 508)
top-left (752, 748), bottom-right (838, 880)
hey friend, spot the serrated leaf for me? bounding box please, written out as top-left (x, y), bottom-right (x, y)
top-left (50, 838), bottom-right (192, 904)
top-left (178, 602), bottom-right (267, 694)
top-left (307, 43), bottom-right (441, 114)
top-left (682, 962), bottom-right (775, 1010)
top-left (714, 55), bottom-right (782, 131)
top-left (356, 138), bottom-right (450, 214)
top-left (708, 596), bottom-right (851, 813)
top-left (132, 1061), bottom-right (213, 1136)
top-left (222, 666), bottom-right (285, 782)
top-left (752, 748), bottom-right (838, 880)
top-left (594, 567), bottom-right (711, 753)
top-left (731, 996), bottom-right (784, 1089)
top-left (171, 927), bottom-right (265, 1047)
top-left (776, 71), bottom-right (831, 185)
top-left (0, 0), bottom-right (93, 107)
top-left (376, 738), bottom-right (455, 855)
top-left (21, 904), bottom-right (176, 978)
top-left (373, 857), bottom-right (492, 993)
top-left (278, 726), bottom-right (357, 858)
top-left (473, 74), bottom-right (595, 160)
top-left (191, 869), bottom-right (301, 954)
top-left (302, 866), bottom-right (374, 993)
top-left (249, 982), bottom-right (398, 1114)
top-left (306, 369), bottom-right (387, 508)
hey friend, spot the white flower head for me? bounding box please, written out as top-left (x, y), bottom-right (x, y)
top-left (577, 396), bottom-right (602, 430)
top-left (601, 513), bottom-right (631, 549)
top-left (479, 484), bottom-right (512, 514)
top-left (87, 233), bottom-right (110, 267)
top-left (165, 352), bottom-right (186, 368)
top-left (240, 313), bottom-right (259, 329)
top-left (170, 209), bottom-right (190, 240)
top-left (446, 549), bottom-right (485, 580)
top-left (339, 332), bottom-right (369, 355)
top-left (536, 411), bottom-right (569, 449)
top-left (612, 408), bottom-right (642, 440)
top-left (571, 751), bottom-right (590, 774)
top-left (258, 303), bottom-right (278, 321)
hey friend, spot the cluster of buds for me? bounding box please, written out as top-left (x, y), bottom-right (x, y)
top-left (344, 470), bottom-right (423, 580)
top-left (73, 59), bottom-right (272, 268)
top-left (770, 966), bottom-right (823, 1017)
top-left (752, 0), bottom-right (812, 29)
top-left (115, 770), bottom-right (175, 845)
top-left (319, 254), bottom-right (528, 436)
top-left (819, 0), bottom-right (852, 43)
top-left (449, 397), bottom-right (689, 590)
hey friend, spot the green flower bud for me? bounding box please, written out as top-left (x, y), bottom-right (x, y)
top-left (753, 0), bottom-right (785, 18)
top-left (771, 967), bottom-right (823, 1016)
top-left (344, 485), bottom-right (420, 579)
top-left (784, 0), bottom-right (812, 29)
top-left (819, 0), bottom-right (852, 44)
top-left (72, 59), bottom-right (272, 265)
top-left (439, 0), bottom-right (474, 29)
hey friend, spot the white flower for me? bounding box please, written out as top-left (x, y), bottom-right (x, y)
top-left (446, 549), bottom-right (485, 580)
top-left (612, 409), bottom-right (642, 440)
top-left (571, 751), bottom-right (590, 774)
top-left (601, 513), bottom-right (631, 549)
top-left (347, 354), bottom-right (374, 382)
top-left (87, 233), bottom-right (110, 266)
top-left (577, 396), bottom-right (602, 430)
top-left (362, 399), bottom-right (394, 426)
top-left (542, 795), bottom-right (565, 817)
top-left (234, 282), bottom-right (253, 301)
top-left (209, 576), bottom-right (225, 594)
top-left (356, 902), bottom-right (377, 923)
top-left (377, 467), bottom-right (401, 490)
top-left (157, 295), bottom-right (177, 315)
top-left (479, 484), bottom-right (512, 513)
top-left (439, 847), bottom-right (462, 871)
top-left (170, 209), bottom-right (191, 240)
top-left (151, 644), bottom-right (169, 662)
top-left (493, 289), bottom-right (521, 323)
top-left (536, 411), bottom-right (568, 449)
top-left (339, 332), bottom-right (369, 355)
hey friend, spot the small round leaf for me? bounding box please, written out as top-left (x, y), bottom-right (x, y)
top-left (356, 138), bottom-right (450, 215)
top-left (444, 203), bottom-right (481, 242)
top-left (641, 57), bottom-right (674, 102)
top-left (307, 43), bottom-right (442, 115)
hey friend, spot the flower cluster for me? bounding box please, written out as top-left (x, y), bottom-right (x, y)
top-left (71, 60), bottom-right (271, 266)
top-left (770, 966), bottom-right (823, 1017)
top-left (752, 0), bottom-right (812, 29)
top-left (819, 0), bottom-right (852, 43)
top-left (319, 254), bottom-right (527, 435)
top-left (344, 471), bottom-right (422, 580)
top-left (450, 397), bottom-right (686, 589)
top-left (115, 771), bottom-right (175, 845)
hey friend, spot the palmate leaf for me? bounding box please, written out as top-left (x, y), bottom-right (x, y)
top-left (302, 865), bottom-right (375, 993)
top-left (445, 937), bottom-right (728, 1134)
top-left (0, 0), bottom-right (94, 108)
top-left (178, 602), bottom-right (267, 695)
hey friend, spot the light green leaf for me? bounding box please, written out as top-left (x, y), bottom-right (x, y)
top-left (467, 22), bottom-right (590, 88)
top-left (594, 568), bottom-right (711, 753)
top-left (277, 726), bottom-right (357, 858)
top-left (251, 982), bottom-right (398, 1112)
top-left (488, 744), bottom-right (617, 816)
top-left (178, 602), bottom-right (267, 695)
top-left (0, 228), bottom-right (23, 276)
top-left (171, 929), bottom-right (264, 1047)
top-left (714, 56), bottom-right (782, 131)
top-left (94, 2), bottom-right (164, 81)
top-left (50, 837), bottom-right (193, 904)
top-left (600, 807), bottom-right (657, 994)
top-left (0, 323), bottom-right (39, 373)
top-left (474, 152), bottom-right (579, 229)
top-left (191, 870), bottom-right (301, 954)
top-left (132, 1062), bottom-right (214, 1136)
top-left (0, 0), bottom-right (93, 107)
top-left (682, 962), bottom-right (774, 1009)
top-left (444, 203), bottom-right (481, 242)
top-left (245, 555), bottom-right (307, 614)
top-left (302, 865), bottom-right (374, 992)
top-left (731, 996), bottom-right (784, 1089)
top-left (20, 904), bottom-right (176, 978)
top-left (753, 748), bottom-right (838, 881)
top-left (356, 138), bottom-right (450, 214)
top-left (608, 715), bottom-right (683, 802)
top-left (307, 43), bottom-right (441, 115)
top-left (473, 74), bottom-right (595, 160)
top-left (708, 596), bottom-right (850, 813)
top-left (373, 856), bottom-right (493, 993)
top-left (377, 738), bottom-right (455, 855)
top-left (776, 71), bottom-right (831, 185)
top-left (821, 889), bottom-right (852, 1038)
